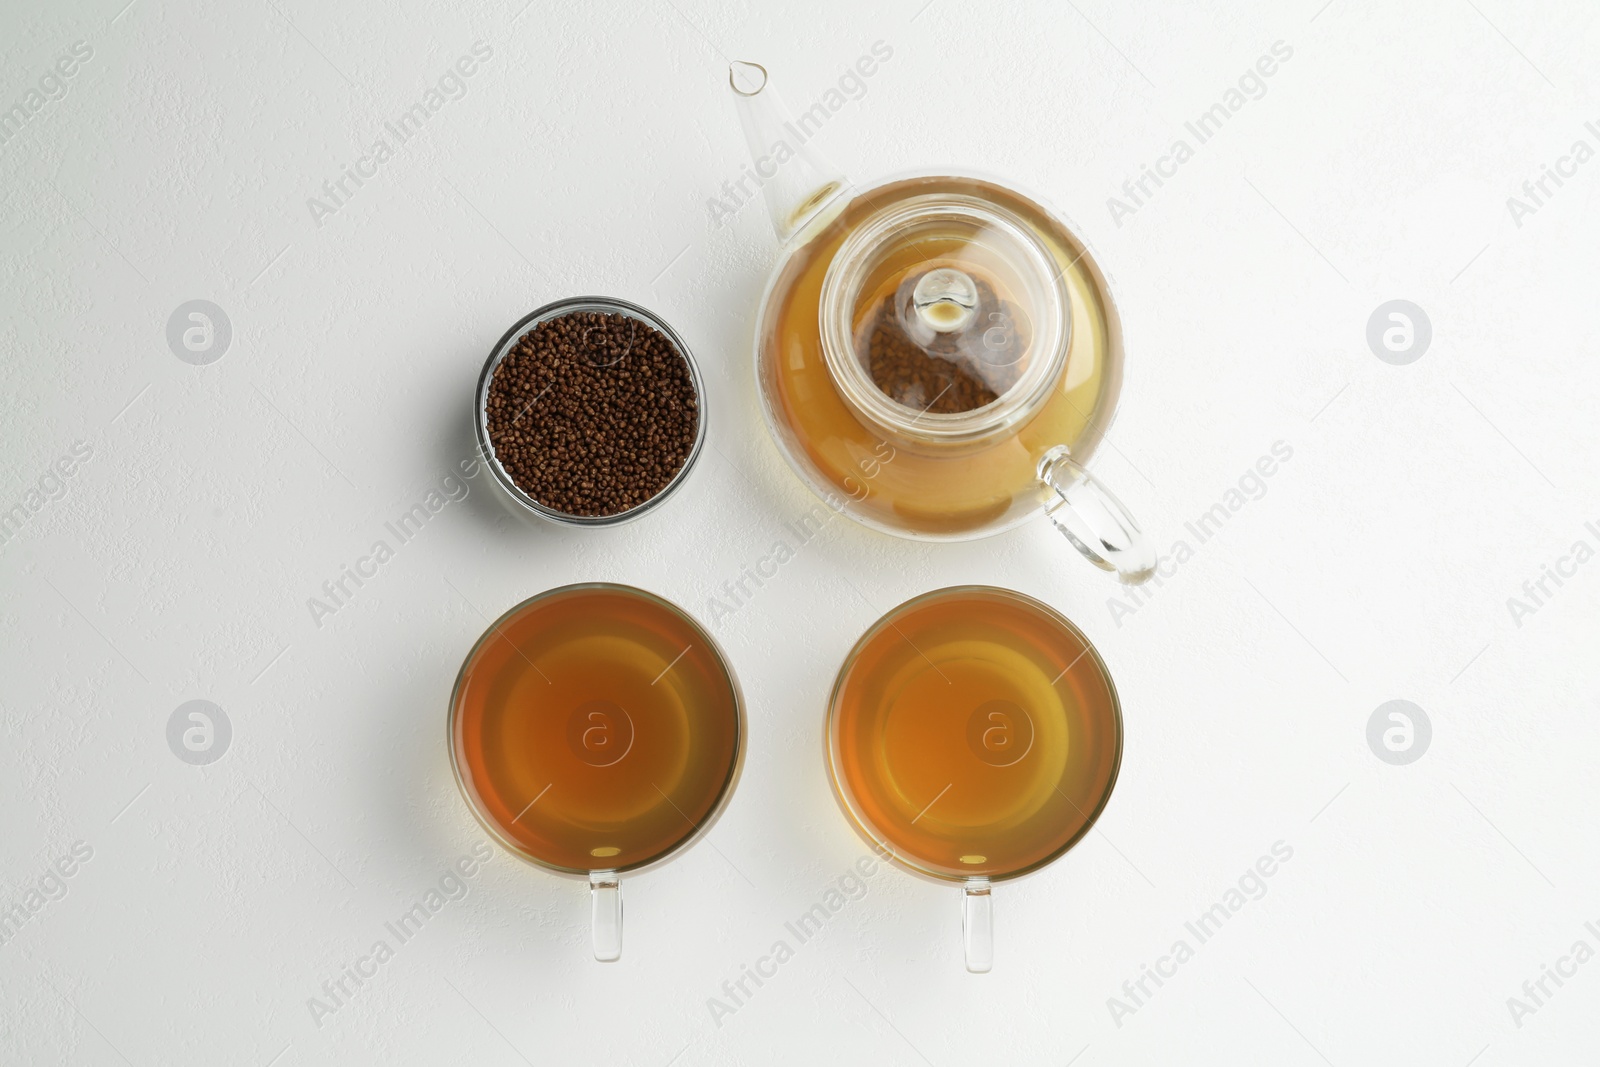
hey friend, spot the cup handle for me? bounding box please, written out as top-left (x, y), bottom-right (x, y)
top-left (962, 878), bottom-right (993, 974)
top-left (1037, 444), bottom-right (1155, 584)
top-left (590, 869), bottom-right (622, 962)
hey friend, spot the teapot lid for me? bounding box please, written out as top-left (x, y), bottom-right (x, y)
top-left (819, 193), bottom-right (1070, 439)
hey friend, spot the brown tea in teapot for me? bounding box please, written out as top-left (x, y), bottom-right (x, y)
top-left (760, 176), bottom-right (1117, 536)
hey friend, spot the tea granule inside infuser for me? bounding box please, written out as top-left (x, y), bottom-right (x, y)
top-left (485, 311), bottom-right (699, 517)
top-left (862, 277), bottom-right (1026, 415)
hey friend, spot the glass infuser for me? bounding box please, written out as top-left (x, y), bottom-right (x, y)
top-left (729, 61), bottom-right (1154, 582)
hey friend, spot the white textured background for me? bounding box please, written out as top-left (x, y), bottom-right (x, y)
top-left (3, 0), bottom-right (1599, 1063)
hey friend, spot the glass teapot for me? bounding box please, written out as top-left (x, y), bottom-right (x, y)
top-left (729, 62), bottom-right (1154, 583)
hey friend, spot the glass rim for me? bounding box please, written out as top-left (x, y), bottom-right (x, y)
top-left (474, 296), bottom-right (708, 528)
top-left (824, 584), bottom-right (1123, 885)
top-left (447, 582), bottom-right (746, 878)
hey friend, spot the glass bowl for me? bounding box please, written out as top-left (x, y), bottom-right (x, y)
top-left (474, 296), bottom-right (707, 528)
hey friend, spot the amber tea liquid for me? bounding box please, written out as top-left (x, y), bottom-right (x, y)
top-left (451, 585), bottom-right (741, 873)
top-left (828, 587), bottom-right (1120, 880)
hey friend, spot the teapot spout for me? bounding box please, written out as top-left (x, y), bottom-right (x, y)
top-left (728, 61), bottom-right (847, 242)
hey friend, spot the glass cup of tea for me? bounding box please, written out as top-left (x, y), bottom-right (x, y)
top-left (449, 583), bottom-right (745, 961)
top-left (826, 586), bottom-right (1123, 972)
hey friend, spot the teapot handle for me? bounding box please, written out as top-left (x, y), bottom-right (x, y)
top-left (1037, 445), bottom-right (1154, 584)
